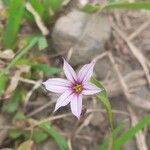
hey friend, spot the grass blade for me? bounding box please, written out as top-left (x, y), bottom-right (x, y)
top-left (16, 58), bottom-right (62, 75)
top-left (92, 77), bottom-right (113, 128)
top-left (3, 0), bottom-right (25, 48)
top-left (82, 2), bottom-right (150, 13)
top-left (112, 114), bottom-right (150, 150)
top-left (0, 74), bottom-right (7, 96)
top-left (3, 87), bottom-right (23, 113)
top-left (105, 2), bottom-right (150, 9)
top-left (39, 122), bottom-right (68, 150)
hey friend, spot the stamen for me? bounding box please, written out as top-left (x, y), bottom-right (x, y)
top-left (73, 84), bottom-right (82, 93)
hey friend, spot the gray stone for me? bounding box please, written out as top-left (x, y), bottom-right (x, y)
top-left (52, 9), bottom-right (111, 65)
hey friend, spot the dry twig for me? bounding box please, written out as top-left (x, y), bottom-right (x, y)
top-left (108, 52), bottom-right (150, 111)
top-left (112, 23), bottom-right (150, 86)
top-left (24, 80), bottom-right (42, 105)
top-left (25, 2), bottom-right (49, 36)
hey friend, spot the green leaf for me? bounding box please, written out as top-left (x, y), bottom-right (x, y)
top-left (3, 87), bottom-right (23, 113)
top-left (0, 74), bottom-right (7, 96)
top-left (49, 0), bottom-right (64, 12)
top-left (8, 129), bottom-right (22, 139)
top-left (2, 0), bottom-right (12, 6)
top-left (82, 2), bottom-right (150, 13)
top-left (24, 0), bottom-right (50, 21)
top-left (16, 58), bottom-right (62, 75)
top-left (22, 128), bottom-right (48, 143)
top-left (32, 63), bottom-right (62, 75)
top-left (92, 77), bottom-right (113, 128)
top-left (32, 129), bottom-right (48, 143)
top-left (39, 122), bottom-right (68, 150)
top-left (112, 114), bottom-right (150, 150)
top-left (43, 0), bottom-right (51, 20)
top-left (38, 36), bottom-right (48, 50)
top-left (3, 0), bottom-right (25, 48)
top-left (105, 2), bottom-right (150, 9)
top-left (29, 0), bottom-right (45, 17)
top-left (13, 111), bottom-right (25, 121)
top-left (82, 3), bottom-right (102, 13)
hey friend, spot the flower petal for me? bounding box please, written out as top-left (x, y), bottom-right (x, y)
top-left (43, 78), bottom-right (71, 93)
top-left (82, 83), bottom-right (102, 95)
top-left (63, 59), bottom-right (77, 82)
top-left (78, 61), bottom-right (95, 82)
top-left (54, 90), bottom-right (73, 111)
top-left (70, 94), bottom-right (82, 119)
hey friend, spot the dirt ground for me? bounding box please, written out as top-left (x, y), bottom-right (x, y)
top-left (0, 1), bottom-right (150, 150)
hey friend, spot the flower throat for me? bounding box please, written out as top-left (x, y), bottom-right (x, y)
top-left (73, 84), bottom-right (82, 93)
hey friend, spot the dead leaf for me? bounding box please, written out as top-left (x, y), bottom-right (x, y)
top-left (0, 49), bottom-right (15, 60)
top-left (17, 140), bottom-right (34, 150)
top-left (4, 65), bottom-right (30, 99)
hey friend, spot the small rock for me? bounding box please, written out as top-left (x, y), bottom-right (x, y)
top-left (52, 9), bottom-right (111, 65)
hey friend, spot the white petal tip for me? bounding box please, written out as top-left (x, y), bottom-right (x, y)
top-left (73, 114), bottom-right (80, 119)
top-left (42, 82), bottom-right (46, 85)
top-left (54, 105), bottom-right (59, 112)
top-left (42, 81), bottom-right (49, 87)
top-left (77, 116), bottom-right (80, 120)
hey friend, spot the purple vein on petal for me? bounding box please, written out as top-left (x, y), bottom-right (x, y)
top-left (54, 90), bottom-right (73, 111)
top-left (82, 83), bottom-right (102, 95)
top-left (78, 61), bottom-right (95, 82)
top-left (43, 78), bottom-right (71, 93)
top-left (71, 94), bottom-right (82, 119)
top-left (63, 58), bottom-right (77, 82)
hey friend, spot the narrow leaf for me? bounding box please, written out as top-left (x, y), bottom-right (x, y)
top-left (32, 63), bottom-right (62, 75)
top-left (49, 0), bottom-right (64, 12)
top-left (92, 77), bottom-right (113, 128)
top-left (32, 129), bottom-right (48, 143)
top-left (16, 58), bottom-right (62, 75)
top-left (3, 0), bottom-right (24, 48)
top-left (38, 36), bottom-right (48, 50)
top-left (82, 2), bottom-right (150, 13)
top-left (106, 2), bottom-right (150, 9)
top-left (39, 122), bottom-right (68, 150)
top-left (112, 114), bottom-right (150, 150)
top-left (9, 129), bottom-right (22, 139)
top-left (3, 87), bottom-right (23, 113)
top-left (0, 74), bottom-right (7, 96)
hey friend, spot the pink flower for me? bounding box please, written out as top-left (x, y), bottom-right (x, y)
top-left (43, 59), bottom-right (102, 119)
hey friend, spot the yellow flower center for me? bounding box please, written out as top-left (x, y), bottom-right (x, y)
top-left (73, 84), bottom-right (82, 93)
